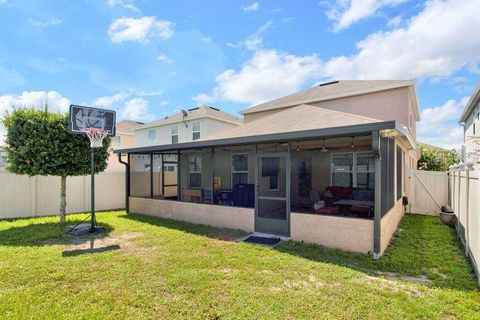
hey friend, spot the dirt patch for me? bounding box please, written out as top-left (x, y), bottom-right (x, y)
top-left (374, 271), bottom-right (433, 285)
top-left (359, 275), bottom-right (425, 297)
top-left (271, 274), bottom-right (339, 292)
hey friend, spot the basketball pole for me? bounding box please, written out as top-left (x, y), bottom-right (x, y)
top-left (90, 147), bottom-right (96, 233)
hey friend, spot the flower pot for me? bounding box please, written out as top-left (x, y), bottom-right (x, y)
top-left (439, 211), bottom-right (455, 226)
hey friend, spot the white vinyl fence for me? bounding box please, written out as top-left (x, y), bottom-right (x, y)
top-left (409, 170), bottom-right (448, 215)
top-left (450, 168), bottom-right (480, 284)
top-left (0, 169), bottom-right (125, 219)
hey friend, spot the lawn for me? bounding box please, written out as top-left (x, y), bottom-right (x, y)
top-left (0, 212), bottom-right (478, 319)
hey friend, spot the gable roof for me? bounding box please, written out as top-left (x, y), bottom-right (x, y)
top-left (204, 104), bottom-right (382, 141)
top-left (116, 120), bottom-right (144, 135)
top-left (137, 105), bottom-right (242, 130)
top-left (240, 80), bottom-right (419, 120)
top-left (459, 82), bottom-right (480, 122)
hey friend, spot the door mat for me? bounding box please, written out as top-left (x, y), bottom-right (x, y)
top-left (243, 235), bottom-right (281, 246)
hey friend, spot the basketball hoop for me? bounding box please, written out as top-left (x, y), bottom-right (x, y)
top-left (85, 128), bottom-right (109, 148)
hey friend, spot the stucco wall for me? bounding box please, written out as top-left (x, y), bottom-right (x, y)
top-left (291, 212), bottom-right (374, 253)
top-left (380, 199), bottom-right (404, 254)
top-left (129, 197), bottom-right (254, 232)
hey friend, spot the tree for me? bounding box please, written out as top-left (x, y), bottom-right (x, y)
top-left (417, 143), bottom-right (458, 171)
top-left (2, 108), bottom-right (110, 223)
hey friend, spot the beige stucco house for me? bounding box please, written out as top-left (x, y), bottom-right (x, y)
top-left (106, 120), bottom-right (143, 172)
top-left (459, 82), bottom-right (480, 166)
top-left (115, 80), bottom-right (419, 258)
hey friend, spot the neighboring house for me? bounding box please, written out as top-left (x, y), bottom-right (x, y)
top-left (106, 120), bottom-right (144, 172)
top-left (115, 80), bottom-right (419, 259)
top-left (134, 105), bottom-right (242, 147)
top-left (459, 83), bottom-right (480, 165)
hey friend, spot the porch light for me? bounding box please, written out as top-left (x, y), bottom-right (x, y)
top-left (351, 136), bottom-right (355, 148)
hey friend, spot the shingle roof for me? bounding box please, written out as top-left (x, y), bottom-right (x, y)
top-left (116, 120), bottom-right (144, 135)
top-left (241, 80), bottom-right (415, 115)
top-left (459, 82), bottom-right (480, 122)
top-left (204, 104), bottom-right (381, 141)
top-left (138, 105), bottom-right (242, 130)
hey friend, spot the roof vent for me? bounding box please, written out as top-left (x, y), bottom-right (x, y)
top-left (209, 106), bottom-right (220, 111)
top-left (188, 107), bottom-right (199, 111)
top-left (319, 80), bottom-right (339, 87)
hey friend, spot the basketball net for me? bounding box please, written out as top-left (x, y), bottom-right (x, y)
top-left (85, 128), bottom-right (109, 148)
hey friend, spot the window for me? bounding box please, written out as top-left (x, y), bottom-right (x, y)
top-left (111, 136), bottom-right (121, 148)
top-left (357, 153), bottom-right (375, 190)
top-left (165, 164), bottom-right (176, 172)
top-left (188, 155), bottom-right (202, 188)
top-left (148, 129), bottom-right (156, 142)
top-left (192, 122), bottom-right (201, 141)
top-left (332, 154), bottom-right (353, 187)
top-left (397, 146), bottom-right (403, 200)
top-left (171, 125), bottom-right (179, 144)
top-left (231, 154), bottom-right (248, 187)
top-left (262, 157), bottom-right (280, 190)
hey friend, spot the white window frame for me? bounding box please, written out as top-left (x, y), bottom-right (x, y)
top-left (192, 121), bottom-right (201, 141)
top-left (171, 125), bottom-right (179, 144)
top-left (148, 129), bottom-right (156, 142)
top-left (231, 153), bottom-right (248, 188)
top-left (188, 155), bottom-right (202, 188)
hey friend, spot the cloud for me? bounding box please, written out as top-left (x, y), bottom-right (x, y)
top-left (107, 0), bottom-right (140, 12)
top-left (108, 16), bottom-right (174, 44)
top-left (227, 21), bottom-right (272, 51)
top-left (0, 91), bottom-right (71, 143)
top-left (193, 49), bottom-right (322, 105)
top-left (31, 18), bottom-right (62, 28)
top-left (157, 54), bottom-right (172, 64)
top-left (0, 65), bottom-right (26, 90)
top-left (326, 0), bottom-right (408, 32)
top-left (322, 0), bottom-right (480, 79)
top-left (121, 98), bottom-right (151, 120)
top-left (242, 2), bottom-right (259, 12)
top-left (92, 90), bottom-right (158, 122)
top-left (160, 100), bottom-right (169, 106)
top-left (417, 97), bottom-right (469, 149)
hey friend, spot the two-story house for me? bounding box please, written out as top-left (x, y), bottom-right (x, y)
top-left (459, 83), bottom-right (480, 165)
top-left (116, 80), bottom-right (419, 259)
top-left (134, 105), bottom-right (242, 147)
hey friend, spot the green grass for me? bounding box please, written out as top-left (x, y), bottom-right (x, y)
top-left (0, 212), bottom-right (478, 319)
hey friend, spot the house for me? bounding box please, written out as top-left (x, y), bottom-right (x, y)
top-left (106, 120), bottom-right (144, 172)
top-left (133, 105), bottom-right (242, 147)
top-left (459, 83), bottom-right (480, 165)
top-left (115, 80), bottom-right (419, 259)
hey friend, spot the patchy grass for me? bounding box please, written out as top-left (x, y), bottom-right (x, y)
top-left (0, 212), bottom-right (478, 319)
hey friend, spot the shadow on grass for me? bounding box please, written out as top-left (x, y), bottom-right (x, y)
top-left (0, 220), bottom-right (114, 247)
top-left (62, 244), bottom-right (120, 257)
top-left (275, 214), bottom-right (478, 291)
top-left (121, 212), bottom-right (247, 241)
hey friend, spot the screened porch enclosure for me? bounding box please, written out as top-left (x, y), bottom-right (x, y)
top-left (127, 134), bottom-right (398, 221)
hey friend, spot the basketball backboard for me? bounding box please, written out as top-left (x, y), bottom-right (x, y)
top-left (69, 105), bottom-right (116, 136)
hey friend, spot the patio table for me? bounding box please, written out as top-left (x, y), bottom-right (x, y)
top-left (333, 199), bottom-right (374, 217)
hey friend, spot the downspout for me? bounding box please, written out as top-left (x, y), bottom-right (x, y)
top-left (118, 153), bottom-right (130, 213)
top-left (372, 131), bottom-right (382, 259)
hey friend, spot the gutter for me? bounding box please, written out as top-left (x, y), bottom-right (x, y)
top-left (117, 153), bottom-right (130, 213)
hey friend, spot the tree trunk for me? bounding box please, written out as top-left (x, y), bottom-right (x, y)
top-left (60, 175), bottom-right (67, 224)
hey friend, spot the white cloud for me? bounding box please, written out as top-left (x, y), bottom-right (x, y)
top-left (227, 21), bottom-right (272, 51)
top-left (31, 18), bottom-right (62, 28)
top-left (417, 97), bottom-right (469, 149)
top-left (193, 49), bottom-right (322, 105)
top-left (108, 16), bottom-right (174, 44)
top-left (107, 0), bottom-right (140, 12)
top-left (160, 100), bottom-right (169, 106)
top-left (242, 2), bottom-right (259, 12)
top-left (323, 0), bottom-right (480, 79)
top-left (121, 98), bottom-right (152, 120)
top-left (326, 0), bottom-right (408, 32)
top-left (386, 14), bottom-right (402, 28)
top-left (92, 90), bottom-right (159, 122)
top-left (0, 0), bottom-right (8, 6)
top-left (157, 54), bottom-right (172, 64)
top-left (0, 91), bottom-right (71, 143)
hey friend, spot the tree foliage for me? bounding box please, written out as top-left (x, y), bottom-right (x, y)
top-left (3, 108), bottom-right (110, 176)
top-left (2, 108), bottom-right (111, 223)
top-left (417, 143), bottom-right (458, 171)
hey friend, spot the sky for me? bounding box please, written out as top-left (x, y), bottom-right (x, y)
top-left (0, 0), bottom-right (479, 149)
